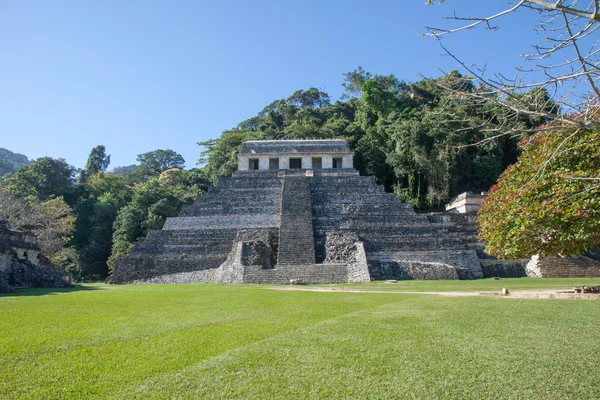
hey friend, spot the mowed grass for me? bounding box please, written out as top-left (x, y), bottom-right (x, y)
top-left (317, 277), bottom-right (600, 292)
top-left (0, 280), bottom-right (597, 399)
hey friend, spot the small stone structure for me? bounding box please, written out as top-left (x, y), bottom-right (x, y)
top-left (431, 193), bottom-right (600, 278)
top-left (0, 220), bottom-right (70, 292)
top-left (526, 254), bottom-right (600, 278)
top-left (445, 192), bottom-right (486, 214)
top-left (111, 140), bottom-right (485, 284)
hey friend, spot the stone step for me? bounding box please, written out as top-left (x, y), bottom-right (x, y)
top-left (277, 176), bottom-right (316, 265)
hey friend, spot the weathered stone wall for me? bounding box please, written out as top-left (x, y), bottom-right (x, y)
top-left (426, 211), bottom-right (529, 278)
top-left (0, 221), bottom-right (70, 292)
top-left (322, 232), bottom-right (370, 283)
top-left (242, 264), bottom-right (349, 284)
top-left (526, 254), bottom-right (600, 278)
top-left (367, 250), bottom-right (481, 280)
top-left (480, 260), bottom-right (526, 278)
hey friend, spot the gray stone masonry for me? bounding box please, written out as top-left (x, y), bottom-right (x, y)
top-left (311, 175), bottom-right (483, 280)
top-left (110, 140), bottom-right (488, 284)
top-left (243, 264), bottom-right (349, 284)
top-left (277, 175), bottom-right (316, 265)
top-left (526, 254), bottom-right (600, 278)
top-left (0, 220), bottom-right (70, 292)
top-left (426, 212), bottom-right (528, 278)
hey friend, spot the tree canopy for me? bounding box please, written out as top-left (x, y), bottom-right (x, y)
top-left (137, 149), bottom-right (185, 176)
top-left (4, 157), bottom-right (76, 202)
top-left (79, 145), bottom-right (111, 183)
top-left (478, 116), bottom-right (600, 258)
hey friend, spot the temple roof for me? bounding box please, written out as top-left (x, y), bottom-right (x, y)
top-left (240, 140), bottom-right (352, 155)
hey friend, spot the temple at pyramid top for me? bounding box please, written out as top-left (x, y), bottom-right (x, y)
top-left (238, 139), bottom-right (354, 170)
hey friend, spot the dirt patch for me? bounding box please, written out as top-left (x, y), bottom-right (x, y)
top-left (268, 286), bottom-right (600, 300)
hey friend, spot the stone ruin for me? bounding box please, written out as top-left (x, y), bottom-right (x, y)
top-left (0, 220), bottom-right (71, 293)
top-left (430, 192), bottom-right (600, 278)
top-left (110, 139), bottom-right (489, 284)
top-left (111, 139), bottom-right (600, 283)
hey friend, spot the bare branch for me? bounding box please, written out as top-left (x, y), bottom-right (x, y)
top-left (526, 0), bottom-right (600, 21)
top-left (425, 1), bottom-right (526, 37)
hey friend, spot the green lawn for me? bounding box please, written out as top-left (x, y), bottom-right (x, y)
top-left (0, 280), bottom-right (599, 399)
top-left (318, 277), bottom-right (600, 292)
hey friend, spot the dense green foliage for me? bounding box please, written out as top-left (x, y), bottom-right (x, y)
top-left (137, 149), bottom-right (186, 175)
top-left (78, 145), bottom-right (111, 184)
top-left (107, 169), bottom-right (207, 271)
top-left (4, 157), bottom-right (76, 202)
top-left (479, 121), bottom-right (600, 258)
top-left (199, 70), bottom-right (538, 207)
top-left (0, 191), bottom-right (78, 270)
top-left (0, 148), bottom-right (29, 178)
top-left (72, 172), bottom-right (132, 278)
top-left (0, 145), bottom-right (204, 280)
top-left (1, 282), bottom-right (599, 398)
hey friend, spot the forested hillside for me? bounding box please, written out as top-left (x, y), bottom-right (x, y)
top-left (0, 148), bottom-right (30, 178)
top-left (200, 69), bottom-right (551, 208)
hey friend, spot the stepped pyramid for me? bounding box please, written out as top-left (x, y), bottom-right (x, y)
top-left (110, 140), bottom-right (483, 284)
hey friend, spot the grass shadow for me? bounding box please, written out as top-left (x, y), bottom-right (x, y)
top-left (0, 285), bottom-right (105, 298)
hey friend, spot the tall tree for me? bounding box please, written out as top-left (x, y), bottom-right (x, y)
top-left (78, 145), bottom-right (111, 183)
top-left (71, 172), bottom-right (132, 279)
top-left (137, 150), bottom-right (185, 175)
top-left (478, 117), bottom-right (600, 259)
top-left (4, 157), bottom-right (76, 202)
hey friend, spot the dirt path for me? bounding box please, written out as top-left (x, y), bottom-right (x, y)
top-left (268, 286), bottom-right (600, 300)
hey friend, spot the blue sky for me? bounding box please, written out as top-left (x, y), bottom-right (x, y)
top-left (1, 1), bottom-right (540, 169)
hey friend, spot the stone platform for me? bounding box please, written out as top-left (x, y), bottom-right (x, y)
top-left (110, 169), bottom-right (483, 284)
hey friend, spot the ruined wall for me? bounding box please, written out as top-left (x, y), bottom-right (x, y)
top-left (426, 211), bottom-right (528, 279)
top-left (323, 232), bottom-right (370, 283)
top-left (242, 264), bottom-right (349, 284)
top-left (480, 260), bottom-right (526, 278)
top-left (526, 255), bottom-right (600, 278)
top-left (0, 221), bottom-right (70, 292)
top-left (366, 251), bottom-right (481, 280)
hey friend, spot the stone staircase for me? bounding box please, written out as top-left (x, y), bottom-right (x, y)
top-left (277, 175), bottom-right (316, 265)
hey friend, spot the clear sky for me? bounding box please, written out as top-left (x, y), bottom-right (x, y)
top-left (0, 1), bottom-right (540, 170)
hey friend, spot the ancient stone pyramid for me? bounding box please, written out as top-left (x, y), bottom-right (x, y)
top-left (110, 140), bottom-right (483, 284)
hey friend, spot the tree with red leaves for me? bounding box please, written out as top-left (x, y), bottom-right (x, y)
top-left (478, 111), bottom-right (600, 258)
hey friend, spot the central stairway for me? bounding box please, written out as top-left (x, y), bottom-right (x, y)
top-left (277, 175), bottom-right (316, 265)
